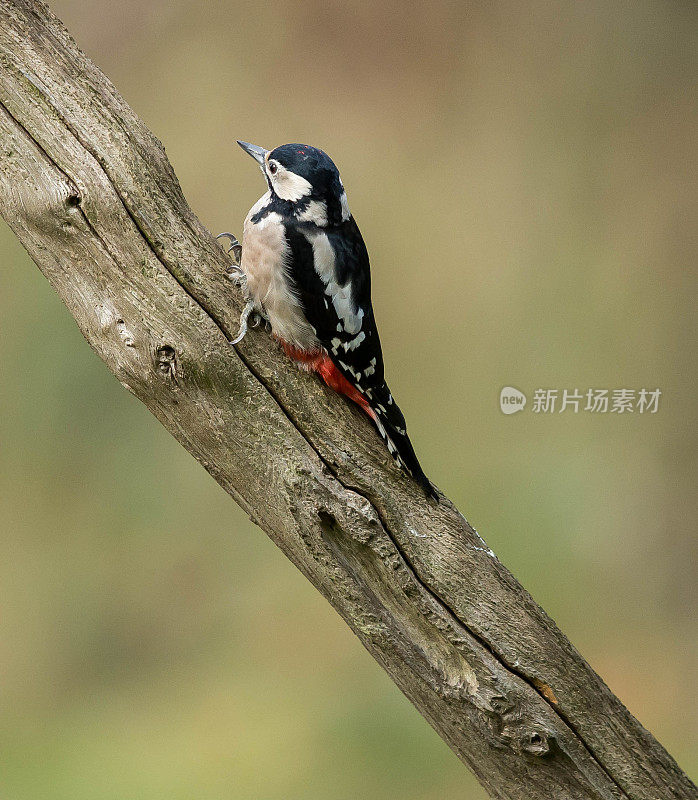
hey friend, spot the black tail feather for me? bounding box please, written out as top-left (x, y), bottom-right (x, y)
top-left (368, 383), bottom-right (435, 498)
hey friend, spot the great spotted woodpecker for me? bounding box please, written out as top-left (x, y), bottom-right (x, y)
top-left (221, 140), bottom-right (434, 497)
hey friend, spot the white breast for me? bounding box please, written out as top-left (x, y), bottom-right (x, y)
top-left (241, 193), bottom-right (319, 350)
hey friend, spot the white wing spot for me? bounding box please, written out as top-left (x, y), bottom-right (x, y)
top-left (310, 232), bottom-right (364, 335)
top-left (338, 360), bottom-right (357, 378)
top-left (310, 232), bottom-right (335, 281)
top-left (342, 331), bottom-right (365, 351)
top-left (339, 190), bottom-right (351, 222)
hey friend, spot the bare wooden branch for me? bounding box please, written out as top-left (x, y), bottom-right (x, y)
top-left (0, 2), bottom-right (694, 798)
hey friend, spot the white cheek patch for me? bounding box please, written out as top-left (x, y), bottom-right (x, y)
top-left (273, 167), bottom-right (313, 201)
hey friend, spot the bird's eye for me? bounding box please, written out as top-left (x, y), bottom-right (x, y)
top-left (268, 162), bottom-right (278, 175)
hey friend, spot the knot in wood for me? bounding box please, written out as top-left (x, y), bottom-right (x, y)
top-left (521, 729), bottom-right (550, 756)
top-left (155, 345), bottom-right (177, 380)
top-left (16, 175), bottom-right (81, 233)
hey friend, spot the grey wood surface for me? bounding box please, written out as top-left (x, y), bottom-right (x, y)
top-left (0, 2), bottom-right (694, 797)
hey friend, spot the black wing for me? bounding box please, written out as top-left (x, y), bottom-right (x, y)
top-left (284, 218), bottom-right (434, 496)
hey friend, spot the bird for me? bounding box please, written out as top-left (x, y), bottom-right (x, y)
top-left (220, 140), bottom-right (435, 498)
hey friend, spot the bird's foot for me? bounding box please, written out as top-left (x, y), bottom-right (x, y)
top-left (217, 232), bottom-right (247, 287)
top-left (216, 232), bottom-right (242, 264)
top-left (230, 300), bottom-right (254, 345)
top-left (229, 301), bottom-right (270, 345)
top-left (217, 233), bottom-right (270, 344)
top-left (249, 307), bottom-right (271, 331)
top-left (227, 264), bottom-right (248, 290)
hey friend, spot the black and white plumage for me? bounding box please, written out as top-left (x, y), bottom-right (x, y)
top-left (229, 140), bottom-right (434, 497)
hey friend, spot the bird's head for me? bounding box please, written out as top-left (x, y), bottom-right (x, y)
top-left (237, 140), bottom-right (350, 226)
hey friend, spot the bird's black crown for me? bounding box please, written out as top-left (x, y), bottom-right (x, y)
top-left (269, 143), bottom-right (343, 199)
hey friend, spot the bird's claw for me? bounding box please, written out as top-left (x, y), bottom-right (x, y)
top-left (250, 312), bottom-right (271, 332)
top-left (229, 300), bottom-right (255, 345)
top-left (217, 232), bottom-right (247, 287)
top-left (226, 264), bottom-right (247, 289)
top-left (216, 232), bottom-right (242, 264)
top-left (217, 233), bottom-right (270, 345)
top-left (229, 302), bottom-right (270, 346)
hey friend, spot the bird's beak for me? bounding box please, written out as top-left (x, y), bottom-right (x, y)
top-left (237, 140), bottom-right (268, 166)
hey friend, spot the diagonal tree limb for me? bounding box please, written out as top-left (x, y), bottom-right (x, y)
top-left (0, 2), bottom-right (694, 798)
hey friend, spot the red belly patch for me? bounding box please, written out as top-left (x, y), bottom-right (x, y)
top-left (278, 339), bottom-right (376, 421)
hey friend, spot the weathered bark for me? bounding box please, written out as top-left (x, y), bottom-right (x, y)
top-left (0, 2), bottom-right (694, 798)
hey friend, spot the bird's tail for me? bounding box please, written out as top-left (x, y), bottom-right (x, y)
top-left (299, 349), bottom-right (435, 498)
top-left (367, 382), bottom-right (435, 498)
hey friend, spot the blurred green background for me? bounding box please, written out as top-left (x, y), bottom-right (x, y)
top-left (1, 1), bottom-right (696, 798)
